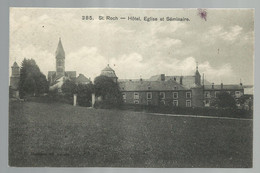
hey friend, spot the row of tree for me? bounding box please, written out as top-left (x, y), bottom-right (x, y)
top-left (18, 58), bottom-right (123, 107)
top-left (60, 75), bottom-right (123, 107)
top-left (17, 58), bottom-right (245, 109)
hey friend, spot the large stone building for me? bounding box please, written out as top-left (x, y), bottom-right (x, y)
top-left (48, 38), bottom-right (90, 91)
top-left (100, 63), bottom-right (245, 108)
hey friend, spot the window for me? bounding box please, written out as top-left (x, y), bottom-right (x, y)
top-left (205, 100), bottom-right (210, 107)
top-left (215, 91), bottom-right (220, 98)
top-left (186, 100), bottom-right (191, 107)
top-left (174, 86), bottom-right (178, 90)
top-left (134, 92), bottom-right (139, 99)
top-left (147, 92), bottom-right (152, 99)
top-left (134, 100), bottom-right (139, 104)
top-left (147, 100), bottom-right (152, 105)
top-left (148, 86), bottom-right (151, 90)
top-left (186, 92), bottom-right (191, 98)
top-left (173, 100), bottom-right (178, 106)
top-left (205, 91), bottom-right (210, 98)
top-left (236, 99), bottom-right (240, 107)
top-left (159, 92), bottom-right (165, 99)
top-left (160, 100), bottom-right (165, 105)
top-left (122, 93), bottom-right (126, 102)
top-left (173, 92), bottom-right (178, 99)
top-left (235, 91), bottom-right (241, 98)
top-left (57, 60), bottom-right (62, 66)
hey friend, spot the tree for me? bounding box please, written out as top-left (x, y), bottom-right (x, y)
top-left (211, 91), bottom-right (236, 109)
top-left (94, 75), bottom-right (123, 107)
top-left (61, 79), bottom-right (77, 98)
top-left (19, 58), bottom-right (49, 98)
top-left (77, 83), bottom-right (94, 107)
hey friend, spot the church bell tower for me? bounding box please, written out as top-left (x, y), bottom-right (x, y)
top-left (56, 38), bottom-right (65, 77)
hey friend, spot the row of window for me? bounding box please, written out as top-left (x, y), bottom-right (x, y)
top-left (122, 92), bottom-right (192, 100)
top-left (204, 91), bottom-right (241, 98)
top-left (133, 99), bottom-right (192, 107)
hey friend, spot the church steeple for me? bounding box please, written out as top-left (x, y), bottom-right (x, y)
top-left (55, 37), bottom-right (65, 58)
top-left (195, 62), bottom-right (201, 85)
top-left (55, 38), bottom-right (65, 77)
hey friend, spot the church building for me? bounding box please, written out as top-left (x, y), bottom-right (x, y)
top-left (48, 38), bottom-right (90, 92)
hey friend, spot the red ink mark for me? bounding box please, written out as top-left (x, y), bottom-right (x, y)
top-left (197, 9), bottom-right (207, 21)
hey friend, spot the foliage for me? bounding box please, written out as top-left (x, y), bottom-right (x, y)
top-left (19, 58), bottom-right (49, 98)
top-left (94, 75), bottom-right (123, 107)
top-left (61, 79), bottom-right (77, 98)
top-left (210, 91), bottom-right (236, 108)
top-left (77, 83), bottom-right (94, 107)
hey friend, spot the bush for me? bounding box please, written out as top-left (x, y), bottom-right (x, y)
top-left (119, 104), bottom-right (253, 119)
top-left (94, 76), bottom-right (123, 107)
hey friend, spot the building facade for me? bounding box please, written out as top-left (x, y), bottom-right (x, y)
top-left (48, 38), bottom-right (90, 91)
top-left (100, 64), bottom-right (244, 108)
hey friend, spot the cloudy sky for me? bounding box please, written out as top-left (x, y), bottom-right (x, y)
top-left (9, 8), bottom-right (254, 85)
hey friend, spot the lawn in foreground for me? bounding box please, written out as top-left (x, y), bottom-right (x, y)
top-left (9, 100), bottom-right (252, 167)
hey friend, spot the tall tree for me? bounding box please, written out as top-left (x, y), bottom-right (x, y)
top-left (94, 75), bottom-right (123, 106)
top-left (19, 58), bottom-right (48, 98)
top-left (77, 83), bottom-right (94, 107)
top-left (211, 91), bottom-right (237, 108)
top-left (61, 79), bottom-right (77, 98)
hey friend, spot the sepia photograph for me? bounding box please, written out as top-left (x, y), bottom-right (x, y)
top-left (9, 8), bottom-right (254, 167)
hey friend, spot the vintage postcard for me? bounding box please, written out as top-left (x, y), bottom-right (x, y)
top-left (9, 8), bottom-right (254, 167)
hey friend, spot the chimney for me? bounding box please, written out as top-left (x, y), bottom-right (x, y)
top-left (240, 79), bottom-right (243, 86)
top-left (212, 83), bottom-right (214, 89)
top-left (161, 74), bottom-right (165, 81)
top-left (180, 76), bottom-right (183, 85)
top-left (221, 83), bottom-right (223, 89)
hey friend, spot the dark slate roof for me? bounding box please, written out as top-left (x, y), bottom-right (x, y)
top-left (65, 71), bottom-right (76, 78)
top-left (101, 64), bottom-right (117, 78)
top-left (12, 62), bottom-right (19, 68)
top-left (149, 74), bottom-right (211, 88)
top-left (102, 64), bottom-right (115, 72)
top-left (55, 38), bottom-right (65, 58)
top-left (76, 74), bottom-right (91, 83)
top-left (204, 85), bottom-right (243, 90)
top-left (119, 80), bottom-right (188, 91)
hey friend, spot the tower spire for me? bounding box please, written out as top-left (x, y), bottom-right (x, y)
top-left (196, 61), bottom-right (198, 71)
top-left (56, 38), bottom-right (65, 58)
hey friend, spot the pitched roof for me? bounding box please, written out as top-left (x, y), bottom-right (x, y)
top-left (149, 74), bottom-right (211, 88)
top-left (76, 74), bottom-right (91, 83)
top-left (65, 71), bottom-right (76, 78)
top-left (12, 62), bottom-right (19, 68)
top-left (102, 64), bottom-right (115, 72)
top-left (55, 38), bottom-right (65, 58)
top-left (204, 85), bottom-right (243, 90)
top-left (101, 64), bottom-right (117, 78)
top-left (119, 80), bottom-right (188, 91)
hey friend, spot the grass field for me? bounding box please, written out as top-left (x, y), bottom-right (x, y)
top-left (9, 100), bottom-right (253, 167)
